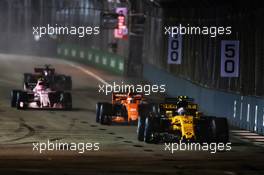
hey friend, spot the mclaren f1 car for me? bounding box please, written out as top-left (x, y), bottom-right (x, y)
top-left (96, 92), bottom-right (146, 125)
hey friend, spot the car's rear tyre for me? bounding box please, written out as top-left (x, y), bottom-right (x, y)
top-left (138, 103), bottom-right (152, 117)
top-left (61, 92), bottom-right (72, 110)
top-left (138, 104), bottom-right (151, 141)
top-left (144, 117), bottom-right (159, 143)
top-left (211, 117), bottom-right (229, 143)
top-left (23, 73), bottom-right (35, 90)
top-left (23, 82), bottom-right (29, 91)
top-left (11, 90), bottom-right (20, 107)
top-left (100, 103), bottom-right (112, 125)
top-left (197, 116), bottom-right (229, 143)
top-left (151, 103), bottom-right (160, 114)
top-left (65, 76), bottom-right (72, 90)
top-left (96, 103), bottom-right (102, 123)
top-left (16, 91), bottom-right (27, 110)
top-left (137, 116), bottom-right (145, 141)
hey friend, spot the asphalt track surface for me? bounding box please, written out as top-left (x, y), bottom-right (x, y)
top-left (0, 54), bottom-right (263, 175)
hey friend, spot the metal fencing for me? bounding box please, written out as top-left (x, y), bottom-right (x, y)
top-left (142, 7), bottom-right (264, 97)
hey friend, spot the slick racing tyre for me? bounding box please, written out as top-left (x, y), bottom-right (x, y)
top-left (144, 116), bottom-right (159, 143)
top-left (65, 76), bottom-right (72, 91)
top-left (137, 116), bottom-right (145, 141)
top-left (210, 117), bottom-right (229, 143)
top-left (99, 103), bottom-right (112, 125)
top-left (23, 82), bottom-right (29, 91)
top-left (151, 103), bottom-right (160, 114)
top-left (197, 116), bottom-right (229, 143)
top-left (96, 103), bottom-right (102, 123)
top-left (11, 90), bottom-right (20, 108)
top-left (138, 104), bottom-right (151, 141)
top-left (16, 91), bottom-right (27, 110)
top-left (23, 73), bottom-right (33, 90)
top-left (61, 92), bottom-right (72, 110)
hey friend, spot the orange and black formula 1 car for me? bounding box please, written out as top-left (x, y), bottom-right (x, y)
top-left (96, 92), bottom-right (145, 125)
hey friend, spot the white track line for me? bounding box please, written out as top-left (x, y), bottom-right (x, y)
top-left (67, 62), bottom-right (111, 86)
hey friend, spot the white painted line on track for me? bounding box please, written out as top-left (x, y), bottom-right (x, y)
top-left (231, 129), bottom-right (264, 148)
top-left (231, 130), bottom-right (251, 133)
top-left (66, 62), bottom-right (111, 86)
top-left (242, 136), bottom-right (264, 139)
top-left (232, 132), bottom-right (259, 136)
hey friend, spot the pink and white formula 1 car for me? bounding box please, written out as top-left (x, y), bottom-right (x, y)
top-left (11, 89), bottom-right (72, 110)
top-left (23, 65), bottom-right (72, 91)
top-left (11, 79), bottom-right (72, 110)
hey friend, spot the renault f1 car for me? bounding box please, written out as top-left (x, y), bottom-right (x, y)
top-left (11, 79), bottom-right (72, 110)
top-left (137, 96), bottom-right (229, 143)
top-left (96, 92), bottom-right (145, 125)
top-left (23, 65), bottom-right (72, 91)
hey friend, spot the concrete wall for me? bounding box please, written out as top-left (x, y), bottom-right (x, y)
top-left (143, 63), bottom-right (264, 135)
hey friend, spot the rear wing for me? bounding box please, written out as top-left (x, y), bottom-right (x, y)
top-left (34, 68), bottom-right (55, 74)
top-left (112, 93), bottom-right (143, 102)
top-left (164, 96), bottom-right (194, 103)
top-left (159, 103), bottom-right (198, 112)
top-left (161, 96), bottom-right (198, 112)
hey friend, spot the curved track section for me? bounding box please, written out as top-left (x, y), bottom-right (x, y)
top-left (0, 54), bottom-right (263, 175)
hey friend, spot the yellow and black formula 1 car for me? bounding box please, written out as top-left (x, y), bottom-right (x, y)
top-left (137, 96), bottom-right (229, 143)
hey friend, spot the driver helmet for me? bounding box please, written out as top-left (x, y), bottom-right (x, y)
top-left (127, 92), bottom-right (134, 103)
top-left (44, 70), bottom-right (49, 76)
top-left (177, 99), bottom-right (188, 108)
top-left (44, 68), bottom-right (52, 76)
top-left (37, 78), bottom-right (46, 90)
top-left (177, 107), bottom-right (186, 115)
